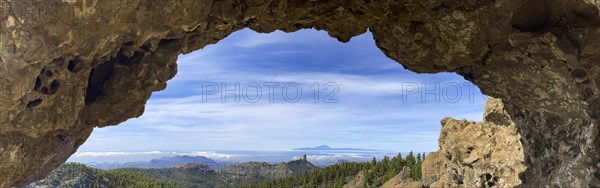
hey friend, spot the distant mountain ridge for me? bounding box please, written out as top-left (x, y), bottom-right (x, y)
top-left (28, 152), bottom-right (426, 188)
top-left (294, 145), bottom-right (376, 151)
top-left (27, 158), bottom-right (318, 188)
top-left (221, 158), bottom-right (317, 181)
top-left (143, 155), bottom-right (219, 168)
top-left (92, 155), bottom-right (220, 170)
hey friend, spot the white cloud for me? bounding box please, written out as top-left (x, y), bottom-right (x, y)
top-left (72, 151), bottom-right (238, 161)
top-left (76, 29), bottom-right (485, 154)
top-left (234, 32), bottom-right (289, 47)
top-left (180, 151), bottom-right (238, 160)
top-left (74, 151), bottom-right (164, 157)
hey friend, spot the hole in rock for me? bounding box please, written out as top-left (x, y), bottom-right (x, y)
top-left (485, 173), bottom-right (492, 180)
top-left (27, 98), bottom-right (43, 108)
top-left (49, 80), bottom-right (60, 95)
top-left (140, 44), bottom-right (151, 52)
top-left (158, 38), bottom-right (178, 46)
top-left (33, 77), bottom-right (41, 91)
top-left (129, 51), bottom-right (145, 63)
top-left (511, 1), bottom-right (552, 31)
top-left (116, 51), bottom-right (128, 63)
top-left (85, 61), bottom-right (115, 104)
top-left (572, 69), bottom-right (587, 78)
top-left (57, 134), bottom-right (66, 142)
top-left (466, 147), bottom-right (474, 155)
top-left (67, 59), bottom-right (82, 73)
top-left (66, 29), bottom-right (486, 186)
top-left (45, 70), bottom-right (53, 77)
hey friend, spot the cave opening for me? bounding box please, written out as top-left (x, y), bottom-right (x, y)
top-left (6, 0), bottom-right (600, 187)
top-left (68, 28), bottom-right (486, 168)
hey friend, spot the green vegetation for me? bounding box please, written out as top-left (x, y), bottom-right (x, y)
top-left (29, 160), bottom-right (314, 188)
top-left (243, 151), bottom-right (424, 188)
top-left (29, 152), bottom-right (424, 188)
top-left (113, 167), bottom-right (223, 187)
top-left (30, 163), bottom-right (178, 188)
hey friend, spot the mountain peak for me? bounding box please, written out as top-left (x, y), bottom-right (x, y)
top-left (174, 163), bottom-right (215, 172)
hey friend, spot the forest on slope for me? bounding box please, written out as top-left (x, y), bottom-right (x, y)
top-left (27, 152), bottom-right (424, 188)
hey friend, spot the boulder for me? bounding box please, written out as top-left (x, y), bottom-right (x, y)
top-left (421, 151), bottom-right (444, 185)
top-left (382, 166), bottom-right (425, 188)
top-left (429, 98), bottom-right (526, 187)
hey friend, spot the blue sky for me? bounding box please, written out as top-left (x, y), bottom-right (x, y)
top-left (75, 29), bottom-right (486, 154)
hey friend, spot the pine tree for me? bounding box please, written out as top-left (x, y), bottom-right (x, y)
top-left (396, 153), bottom-right (403, 162)
top-left (412, 162), bottom-right (422, 181)
top-left (382, 156), bottom-right (389, 170)
top-left (336, 176), bottom-right (344, 187)
top-left (406, 151), bottom-right (416, 166)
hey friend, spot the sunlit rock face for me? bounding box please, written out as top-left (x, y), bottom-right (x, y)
top-left (421, 151), bottom-right (444, 186)
top-left (428, 98), bottom-right (526, 187)
top-left (382, 166), bottom-right (424, 188)
top-left (1, 0), bottom-right (599, 187)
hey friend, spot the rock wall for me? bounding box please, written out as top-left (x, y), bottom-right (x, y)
top-left (1, 0), bottom-right (599, 187)
top-left (421, 151), bottom-right (444, 185)
top-left (428, 98), bottom-right (526, 187)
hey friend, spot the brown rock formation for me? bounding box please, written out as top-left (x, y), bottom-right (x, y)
top-left (382, 166), bottom-right (425, 188)
top-left (421, 151), bottom-right (444, 185)
top-left (343, 171), bottom-right (367, 188)
top-left (1, 0), bottom-right (600, 187)
top-left (427, 98), bottom-right (526, 187)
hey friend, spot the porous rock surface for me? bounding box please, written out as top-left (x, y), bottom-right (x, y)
top-left (1, 0), bottom-right (600, 187)
top-left (428, 97), bottom-right (526, 187)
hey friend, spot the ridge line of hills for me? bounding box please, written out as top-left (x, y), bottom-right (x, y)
top-left (27, 152), bottom-right (430, 188)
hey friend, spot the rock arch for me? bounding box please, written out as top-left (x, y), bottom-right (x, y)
top-left (1, 0), bottom-right (599, 187)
